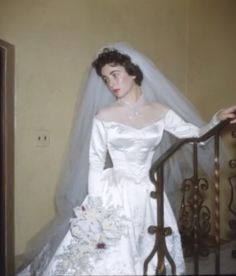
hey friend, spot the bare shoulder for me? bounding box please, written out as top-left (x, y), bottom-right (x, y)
top-left (95, 105), bottom-right (119, 121)
top-left (149, 101), bottom-right (169, 114)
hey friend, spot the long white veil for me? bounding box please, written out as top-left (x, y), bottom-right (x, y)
top-left (17, 42), bottom-right (219, 273)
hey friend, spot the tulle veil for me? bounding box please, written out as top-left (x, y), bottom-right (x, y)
top-left (17, 42), bottom-right (219, 272)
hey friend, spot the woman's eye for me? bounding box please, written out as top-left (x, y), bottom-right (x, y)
top-left (103, 78), bottom-right (108, 84)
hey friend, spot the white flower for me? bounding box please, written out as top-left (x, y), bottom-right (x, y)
top-left (102, 220), bottom-right (113, 230)
top-left (54, 195), bottom-right (130, 274)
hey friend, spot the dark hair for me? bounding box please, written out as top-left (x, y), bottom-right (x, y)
top-left (92, 48), bottom-right (143, 86)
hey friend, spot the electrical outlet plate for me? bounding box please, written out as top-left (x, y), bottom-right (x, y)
top-left (35, 130), bottom-right (50, 147)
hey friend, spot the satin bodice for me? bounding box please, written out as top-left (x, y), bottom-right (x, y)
top-left (104, 120), bottom-right (162, 174)
top-left (88, 109), bottom-right (218, 196)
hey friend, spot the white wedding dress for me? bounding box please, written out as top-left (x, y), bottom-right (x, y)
top-left (19, 97), bottom-right (218, 276)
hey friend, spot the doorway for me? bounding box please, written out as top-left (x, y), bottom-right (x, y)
top-left (0, 39), bottom-right (15, 276)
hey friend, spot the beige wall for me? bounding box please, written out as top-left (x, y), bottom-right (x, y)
top-left (0, 0), bottom-right (235, 256)
top-left (188, 0), bottom-right (236, 119)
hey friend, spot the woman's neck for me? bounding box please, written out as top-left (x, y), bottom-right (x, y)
top-left (117, 86), bottom-right (143, 105)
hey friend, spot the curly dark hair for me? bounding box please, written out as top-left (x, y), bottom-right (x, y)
top-left (92, 48), bottom-right (143, 86)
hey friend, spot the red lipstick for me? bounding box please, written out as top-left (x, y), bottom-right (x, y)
top-left (113, 89), bottom-right (120, 93)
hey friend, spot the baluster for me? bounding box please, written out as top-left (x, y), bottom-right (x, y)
top-left (214, 133), bottom-right (220, 274)
top-left (144, 165), bottom-right (175, 275)
top-left (228, 129), bottom-right (236, 258)
top-left (192, 142), bottom-right (199, 275)
top-left (156, 165), bottom-right (165, 275)
top-left (156, 165), bottom-right (176, 275)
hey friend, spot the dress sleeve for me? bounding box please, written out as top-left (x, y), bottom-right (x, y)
top-left (164, 109), bottom-right (220, 139)
top-left (88, 118), bottom-right (107, 197)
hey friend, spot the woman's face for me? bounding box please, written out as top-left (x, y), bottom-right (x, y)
top-left (101, 64), bottom-right (136, 98)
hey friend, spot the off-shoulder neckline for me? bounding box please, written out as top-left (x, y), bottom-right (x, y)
top-left (93, 110), bottom-right (172, 131)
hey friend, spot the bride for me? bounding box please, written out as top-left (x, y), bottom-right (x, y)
top-left (17, 43), bottom-right (236, 276)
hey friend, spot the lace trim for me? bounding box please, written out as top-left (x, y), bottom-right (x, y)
top-left (52, 196), bottom-right (130, 275)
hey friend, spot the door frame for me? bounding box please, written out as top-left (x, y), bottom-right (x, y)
top-left (0, 39), bottom-right (15, 276)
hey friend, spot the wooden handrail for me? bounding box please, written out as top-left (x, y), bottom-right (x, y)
top-left (150, 118), bottom-right (230, 181)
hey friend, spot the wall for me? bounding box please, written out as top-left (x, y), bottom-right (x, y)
top-left (0, 0), bottom-right (235, 256)
top-left (188, 0), bottom-right (236, 119)
top-left (188, 0), bottom-right (236, 241)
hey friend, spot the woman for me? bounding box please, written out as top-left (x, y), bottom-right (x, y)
top-left (18, 43), bottom-right (236, 276)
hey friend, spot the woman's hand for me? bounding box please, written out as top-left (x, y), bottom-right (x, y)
top-left (216, 105), bottom-right (236, 124)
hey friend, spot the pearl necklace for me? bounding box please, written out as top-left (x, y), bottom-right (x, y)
top-left (117, 94), bottom-right (145, 121)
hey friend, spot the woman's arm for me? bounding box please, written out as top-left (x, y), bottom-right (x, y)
top-left (164, 105), bottom-right (236, 139)
top-left (88, 118), bottom-right (108, 196)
